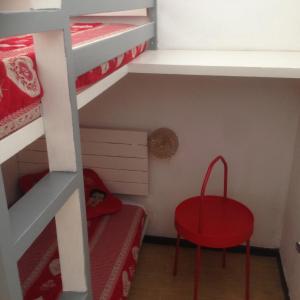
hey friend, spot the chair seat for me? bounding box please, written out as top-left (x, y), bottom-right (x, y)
top-left (175, 195), bottom-right (254, 248)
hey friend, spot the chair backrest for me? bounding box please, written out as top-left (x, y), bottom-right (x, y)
top-left (17, 128), bottom-right (149, 196)
top-left (200, 155), bottom-right (228, 199)
top-left (198, 156), bottom-right (229, 232)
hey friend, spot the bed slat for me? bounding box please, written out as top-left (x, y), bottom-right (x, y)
top-left (80, 128), bottom-right (147, 145)
top-left (88, 168), bottom-right (148, 184)
top-left (82, 142), bottom-right (147, 158)
top-left (25, 138), bottom-right (148, 158)
top-left (73, 22), bottom-right (155, 76)
top-left (0, 10), bottom-right (65, 38)
top-left (64, 0), bottom-right (155, 16)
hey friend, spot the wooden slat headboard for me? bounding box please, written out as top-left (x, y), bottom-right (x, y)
top-left (17, 128), bottom-right (149, 196)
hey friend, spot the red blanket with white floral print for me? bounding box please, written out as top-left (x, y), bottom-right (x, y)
top-left (0, 23), bottom-right (147, 139)
top-left (18, 204), bottom-right (145, 300)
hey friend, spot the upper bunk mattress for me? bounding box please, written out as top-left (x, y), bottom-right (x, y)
top-left (18, 204), bottom-right (146, 300)
top-left (0, 23), bottom-right (147, 140)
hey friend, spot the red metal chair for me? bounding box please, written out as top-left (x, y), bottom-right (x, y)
top-left (174, 156), bottom-right (254, 300)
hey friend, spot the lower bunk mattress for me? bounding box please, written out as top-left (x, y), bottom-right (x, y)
top-left (0, 22), bottom-right (147, 139)
top-left (18, 204), bottom-right (146, 300)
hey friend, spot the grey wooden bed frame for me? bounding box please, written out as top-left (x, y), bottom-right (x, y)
top-left (0, 1), bottom-right (156, 299)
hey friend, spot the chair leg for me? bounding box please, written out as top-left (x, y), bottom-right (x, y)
top-left (222, 248), bottom-right (226, 268)
top-left (173, 234), bottom-right (180, 276)
top-left (194, 246), bottom-right (201, 300)
top-left (245, 240), bottom-right (250, 300)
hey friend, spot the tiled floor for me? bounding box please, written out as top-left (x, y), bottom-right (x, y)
top-left (129, 244), bottom-right (285, 300)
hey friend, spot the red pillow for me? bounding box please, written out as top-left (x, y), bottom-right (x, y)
top-left (19, 169), bottom-right (122, 219)
top-left (83, 168), bottom-right (122, 219)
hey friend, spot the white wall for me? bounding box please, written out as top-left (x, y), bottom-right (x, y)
top-left (0, 0), bottom-right (60, 10)
top-left (0, 1), bottom-right (30, 10)
top-left (80, 74), bottom-right (300, 248)
top-left (157, 0), bottom-right (300, 51)
top-left (280, 120), bottom-right (300, 300)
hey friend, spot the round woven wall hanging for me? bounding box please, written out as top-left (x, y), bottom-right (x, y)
top-left (148, 128), bottom-right (179, 159)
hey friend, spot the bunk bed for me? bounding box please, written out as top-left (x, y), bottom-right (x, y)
top-left (2, 1), bottom-right (298, 300)
top-left (0, 1), bottom-right (155, 300)
top-left (0, 18), bottom-right (154, 164)
top-left (18, 204), bottom-right (146, 300)
top-left (0, 21), bottom-right (147, 141)
top-left (15, 126), bottom-right (149, 300)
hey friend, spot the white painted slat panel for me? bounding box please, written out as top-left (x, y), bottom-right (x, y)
top-left (18, 164), bottom-right (148, 193)
top-left (81, 142), bottom-right (147, 158)
top-left (105, 181), bottom-right (148, 196)
top-left (92, 168), bottom-right (147, 184)
top-left (83, 155), bottom-right (148, 171)
top-left (27, 137), bottom-right (148, 158)
top-left (18, 161), bottom-right (147, 181)
top-left (17, 128), bottom-right (149, 195)
top-left (80, 128), bottom-right (147, 145)
top-left (19, 143), bottom-right (148, 171)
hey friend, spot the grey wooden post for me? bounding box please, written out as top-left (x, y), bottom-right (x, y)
top-left (33, 24), bottom-right (92, 297)
top-left (147, 0), bottom-right (157, 49)
top-left (0, 169), bottom-right (23, 300)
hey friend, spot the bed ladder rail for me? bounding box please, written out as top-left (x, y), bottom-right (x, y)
top-left (0, 0), bottom-right (157, 298)
top-left (0, 170), bottom-right (87, 298)
top-left (60, 291), bottom-right (89, 300)
top-left (0, 172), bottom-right (23, 299)
top-left (0, 9), bottom-right (65, 38)
top-left (10, 171), bottom-right (80, 260)
top-left (0, 9), bottom-right (92, 300)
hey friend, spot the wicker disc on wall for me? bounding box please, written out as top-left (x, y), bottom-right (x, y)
top-left (148, 128), bottom-right (179, 159)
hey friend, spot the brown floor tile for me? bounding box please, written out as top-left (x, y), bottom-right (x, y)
top-left (129, 244), bottom-right (285, 300)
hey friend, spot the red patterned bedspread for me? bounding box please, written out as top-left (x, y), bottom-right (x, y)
top-left (0, 23), bottom-right (147, 139)
top-left (18, 204), bottom-right (145, 300)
